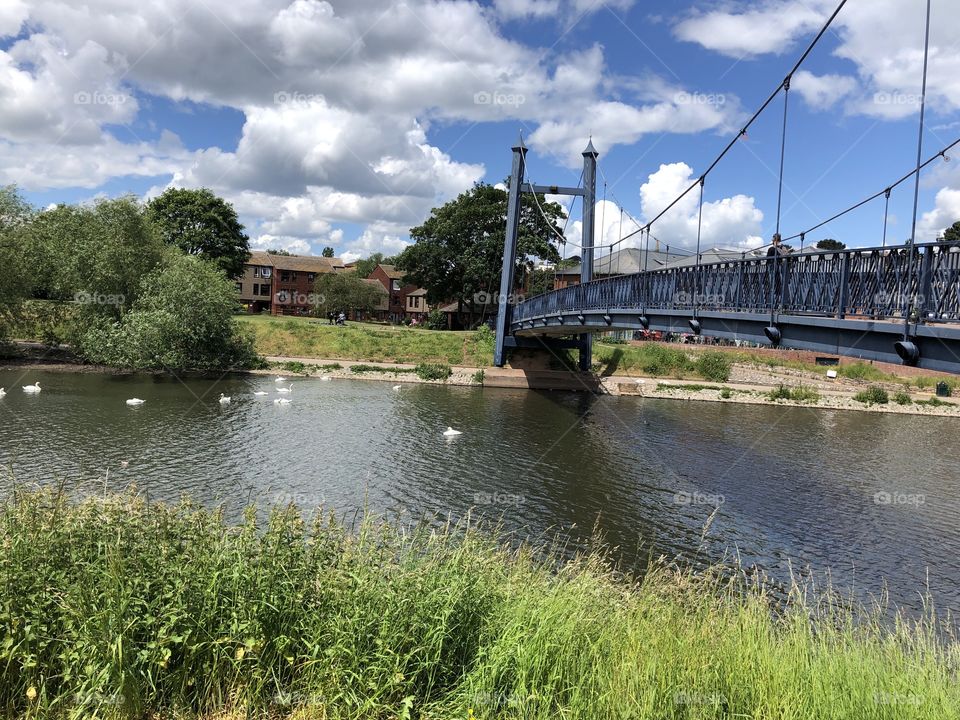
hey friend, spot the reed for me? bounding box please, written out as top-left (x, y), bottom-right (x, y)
top-left (2, 489), bottom-right (957, 719)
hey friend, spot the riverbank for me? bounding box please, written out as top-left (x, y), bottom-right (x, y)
top-left (3, 489), bottom-right (957, 720)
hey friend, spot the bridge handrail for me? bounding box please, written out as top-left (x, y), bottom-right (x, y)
top-left (513, 240), bottom-right (960, 325)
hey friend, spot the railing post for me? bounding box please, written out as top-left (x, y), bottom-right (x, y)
top-left (837, 251), bottom-right (851, 319)
top-left (918, 245), bottom-right (936, 322)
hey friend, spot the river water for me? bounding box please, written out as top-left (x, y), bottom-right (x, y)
top-left (1, 367), bottom-right (958, 616)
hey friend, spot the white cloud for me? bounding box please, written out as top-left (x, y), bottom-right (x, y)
top-left (918, 187), bottom-right (960, 241)
top-left (0, 0), bottom-right (28, 38)
top-left (638, 162), bottom-right (763, 250)
top-left (493, 0), bottom-right (560, 20)
top-left (792, 70), bottom-right (857, 110)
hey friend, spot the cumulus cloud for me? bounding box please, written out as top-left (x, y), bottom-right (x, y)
top-left (792, 70), bottom-right (857, 111)
top-left (918, 187), bottom-right (960, 241)
top-left (638, 162), bottom-right (763, 250)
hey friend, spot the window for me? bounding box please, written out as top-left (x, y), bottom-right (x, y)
top-left (281, 271), bottom-right (290, 282)
top-left (260, 284), bottom-right (270, 296)
top-left (235, 282), bottom-right (243, 293)
top-left (412, 296), bottom-right (420, 308)
top-left (253, 267), bottom-right (260, 278)
top-left (392, 280), bottom-right (400, 290)
top-left (261, 267), bottom-right (271, 279)
top-left (307, 273), bottom-right (315, 283)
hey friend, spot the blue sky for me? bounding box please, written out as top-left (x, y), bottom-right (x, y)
top-left (2, 0), bottom-right (959, 261)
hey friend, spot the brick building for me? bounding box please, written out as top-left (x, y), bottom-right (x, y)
top-left (237, 251), bottom-right (344, 316)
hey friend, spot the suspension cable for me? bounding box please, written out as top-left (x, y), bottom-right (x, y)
top-left (881, 187), bottom-right (891, 248)
top-left (775, 76), bottom-right (791, 236)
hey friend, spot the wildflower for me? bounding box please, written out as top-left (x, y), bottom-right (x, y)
top-left (235, 646), bottom-right (245, 661)
top-left (26, 686), bottom-right (37, 701)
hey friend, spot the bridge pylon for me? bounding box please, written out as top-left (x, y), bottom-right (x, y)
top-left (493, 135), bottom-right (598, 369)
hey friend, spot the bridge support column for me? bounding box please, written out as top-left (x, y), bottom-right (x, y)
top-left (579, 139), bottom-right (599, 371)
top-left (493, 134), bottom-right (527, 367)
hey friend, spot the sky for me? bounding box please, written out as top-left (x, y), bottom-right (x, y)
top-left (2, 0), bottom-right (960, 263)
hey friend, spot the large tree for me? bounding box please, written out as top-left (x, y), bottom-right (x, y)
top-left (352, 252), bottom-right (397, 278)
top-left (395, 182), bottom-right (563, 320)
top-left (147, 188), bottom-right (250, 278)
top-left (816, 238), bottom-right (846, 251)
top-left (321, 246), bottom-right (335, 258)
top-left (944, 221), bottom-right (960, 244)
top-left (313, 272), bottom-right (386, 316)
top-left (0, 186), bottom-right (34, 340)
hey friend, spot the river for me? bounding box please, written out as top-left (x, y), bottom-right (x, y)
top-left (1, 367), bottom-right (958, 617)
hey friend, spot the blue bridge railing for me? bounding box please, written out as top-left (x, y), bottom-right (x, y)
top-left (513, 241), bottom-right (960, 327)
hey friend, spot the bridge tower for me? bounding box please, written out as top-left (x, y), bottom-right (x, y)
top-left (493, 136), bottom-right (598, 369)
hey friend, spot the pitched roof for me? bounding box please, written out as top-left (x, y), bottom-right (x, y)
top-left (407, 288), bottom-right (428, 296)
top-left (247, 251), bottom-right (341, 273)
top-left (555, 247), bottom-right (687, 276)
top-left (377, 264), bottom-right (406, 279)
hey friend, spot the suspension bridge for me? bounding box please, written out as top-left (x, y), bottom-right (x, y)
top-left (493, 0), bottom-right (960, 374)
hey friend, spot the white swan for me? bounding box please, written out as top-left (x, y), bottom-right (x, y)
top-left (320, 376), bottom-right (331, 381)
top-left (275, 376), bottom-right (287, 382)
top-left (253, 391), bottom-right (268, 396)
top-left (443, 426), bottom-right (463, 437)
top-left (125, 398), bottom-right (145, 406)
top-left (22, 382), bottom-right (41, 394)
top-left (276, 386), bottom-right (292, 394)
top-left (219, 393), bottom-right (231, 404)
top-left (274, 398), bottom-right (291, 405)
top-left (0, 388), bottom-right (6, 398)
top-left (393, 385), bottom-right (402, 391)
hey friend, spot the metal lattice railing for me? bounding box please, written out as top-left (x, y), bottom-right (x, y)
top-left (513, 242), bottom-right (960, 327)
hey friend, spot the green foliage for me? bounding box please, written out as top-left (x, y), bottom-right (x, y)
top-left (656, 383), bottom-right (723, 392)
top-left (526, 267), bottom-right (554, 297)
top-left (282, 361), bottom-right (307, 375)
top-left (635, 344), bottom-right (695, 377)
top-left (321, 246), bottom-right (335, 258)
top-left (694, 351), bottom-right (732, 382)
top-left (349, 364), bottom-right (416, 375)
top-left (768, 385), bottom-right (820, 403)
top-left (815, 238), bottom-right (846, 251)
top-left (352, 252), bottom-right (398, 279)
top-left (853, 386), bottom-right (890, 405)
top-left (2, 490), bottom-right (958, 720)
top-left (147, 188), bottom-right (250, 279)
top-left (917, 397), bottom-right (954, 407)
top-left (719, 388), bottom-right (732, 399)
top-left (396, 182), bottom-right (563, 310)
top-left (943, 220), bottom-right (960, 244)
top-left (76, 254), bottom-right (259, 371)
top-left (313, 272), bottom-right (386, 315)
top-left (472, 368), bottom-right (485, 385)
top-left (415, 362), bottom-right (452, 381)
top-left (0, 186), bottom-right (34, 339)
top-left (893, 391), bottom-right (913, 405)
top-left (425, 308), bottom-right (447, 331)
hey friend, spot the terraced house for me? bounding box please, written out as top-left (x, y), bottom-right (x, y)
top-left (237, 251), bottom-right (345, 315)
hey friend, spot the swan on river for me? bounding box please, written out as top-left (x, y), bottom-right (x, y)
top-left (219, 393), bottom-right (231, 404)
top-left (277, 386), bottom-right (292, 394)
top-left (274, 398), bottom-right (291, 405)
top-left (253, 391), bottom-right (268, 396)
top-left (22, 382), bottom-right (41, 394)
top-left (275, 376), bottom-right (286, 382)
top-left (443, 427), bottom-right (462, 437)
top-left (0, 388), bottom-right (6, 398)
top-left (126, 398), bottom-right (145, 406)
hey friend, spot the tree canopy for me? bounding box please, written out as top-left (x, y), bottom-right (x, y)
top-left (352, 252), bottom-right (397, 279)
top-left (321, 246), bottom-right (335, 258)
top-left (943, 221), bottom-right (960, 244)
top-left (147, 188), bottom-right (250, 278)
top-left (395, 182), bottom-right (563, 315)
top-left (816, 239), bottom-right (846, 251)
top-left (313, 272), bottom-right (386, 316)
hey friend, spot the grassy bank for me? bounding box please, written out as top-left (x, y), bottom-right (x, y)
top-left (2, 491), bottom-right (958, 719)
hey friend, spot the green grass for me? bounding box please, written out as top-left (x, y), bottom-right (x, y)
top-left (656, 383), bottom-right (724, 393)
top-left (768, 384), bottom-right (821, 403)
top-left (854, 386), bottom-right (890, 405)
top-left (237, 315), bottom-right (494, 367)
top-left (917, 397), bottom-right (955, 407)
top-left (893, 391), bottom-right (913, 405)
top-left (349, 363), bottom-right (417, 375)
top-left (2, 490), bottom-right (958, 720)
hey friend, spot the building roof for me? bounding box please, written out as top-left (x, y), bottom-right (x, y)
top-left (660, 248), bottom-right (752, 269)
top-left (407, 288), bottom-right (428, 297)
top-left (376, 264), bottom-right (406, 280)
top-left (361, 278), bottom-right (388, 293)
top-left (247, 251), bottom-right (343, 274)
top-left (555, 247), bottom-right (687, 276)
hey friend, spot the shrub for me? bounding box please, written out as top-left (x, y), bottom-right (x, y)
top-left (472, 369), bottom-right (485, 385)
top-left (917, 397), bottom-right (954, 407)
top-left (767, 385), bottom-right (820, 403)
top-left (416, 362), bottom-right (452, 381)
top-left (282, 360), bottom-right (307, 375)
top-left (893, 391), bottom-right (913, 405)
top-left (853, 386), bottom-right (889, 405)
top-left (720, 388), bottom-right (732, 399)
top-left (695, 351), bottom-right (732, 382)
top-left (425, 309), bottom-right (447, 331)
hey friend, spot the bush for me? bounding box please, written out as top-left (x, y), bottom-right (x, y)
top-left (720, 388), bottom-right (732, 399)
top-left (425, 308), bottom-right (447, 331)
top-left (768, 385), bottom-right (820, 403)
top-left (472, 369), bottom-right (485, 385)
top-left (416, 362), bottom-right (452, 381)
top-left (282, 360), bottom-right (307, 375)
top-left (638, 344), bottom-right (694, 377)
top-left (695, 351), bottom-right (732, 382)
top-left (853, 386), bottom-right (889, 405)
top-left (917, 397), bottom-right (954, 407)
top-left (893, 391), bottom-right (913, 405)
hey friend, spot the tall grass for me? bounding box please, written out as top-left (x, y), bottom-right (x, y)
top-left (2, 490), bottom-right (959, 719)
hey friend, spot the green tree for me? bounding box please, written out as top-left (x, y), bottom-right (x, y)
top-left (527, 267), bottom-right (555, 297)
top-left (147, 188), bottom-right (250, 278)
top-left (313, 272), bottom-right (386, 316)
top-left (267, 248), bottom-right (292, 256)
top-left (943, 221), bottom-right (960, 244)
top-left (77, 253), bottom-right (258, 370)
top-left (353, 252), bottom-right (397, 279)
top-left (816, 238), bottom-right (846, 251)
top-left (321, 246), bottom-right (335, 258)
top-left (395, 182), bottom-right (563, 320)
top-left (0, 186), bottom-right (34, 340)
